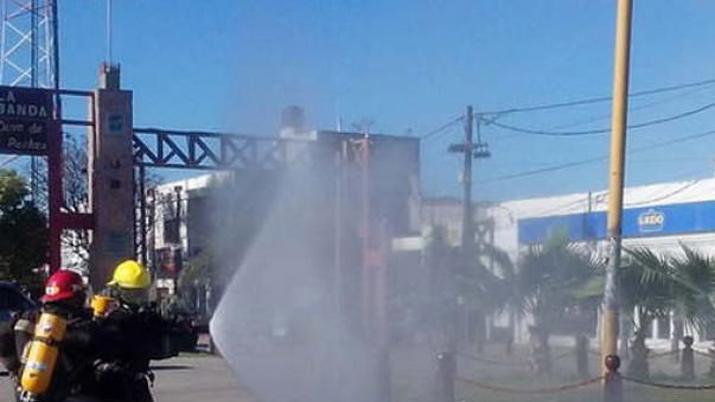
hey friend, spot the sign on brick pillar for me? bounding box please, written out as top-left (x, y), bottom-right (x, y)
top-left (88, 64), bottom-right (134, 289)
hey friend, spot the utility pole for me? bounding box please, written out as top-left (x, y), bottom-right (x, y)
top-left (448, 106), bottom-right (490, 349)
top-left (603, 0), bottom-right (632, 400)
top-left (448, 106), bottom-right (473, 355)
top-left (359, 131), bottom-right (373, 338)
top-left (352, 129), bottom-right (391, 402)
top-left (138, 165), bottom-right (147, 265)
top-left (462, 106), bottom-right (474, 255)
top-left (448, 106), bottom-right (491, 252)
top-left (173, 185), bottom-right (183, 295)
top-left (332, 142), bottom-right (345, 402)
top-left (147, 187), bottom-right (156, 276)
top-left (448, 106), bottom-right (477, 254)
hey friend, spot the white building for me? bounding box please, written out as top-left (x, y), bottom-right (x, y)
top-left (150, 173), bottom-right (229, 293)
top-left (485, 177), bottom-right (715, 348)
top-left (420, 197), bottom-right (489, 246)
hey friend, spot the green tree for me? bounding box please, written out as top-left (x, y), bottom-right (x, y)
top-left (670, 246), bottom-right (715, 357)
top-left (422, 225), bottom-right (458, 347)
top-left (623, 246), bottom-right (715, 378)
top-left (457, 241), bottom-right (517, 351)
top-left (0, 169), bottom-right (47, 290)
top-left (179, 250), bottom-right (212, 292)
top-left (36, 134), bottom-right (161, 272)
top-left (515, 232), bottom-right (601, 374)
top-left (422, 224), bottom-right (518, 352)
top-left (176, 248), bottom-right (213, 313)
top-left (620, 248), bottom-right (672, 378)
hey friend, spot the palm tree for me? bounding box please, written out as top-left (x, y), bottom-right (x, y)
top-left (620, 248), bottom-right (672, 378)
top-left (421, 224), bottom-right (518, 352)
top-left (668, 245), bottom-right (715, 358)
top-left (514, 232), bottom-right (601, 374)
top-left (621, 245), bottom-right (715, 378)
top-left (457, 241), bottom-right (518, 351)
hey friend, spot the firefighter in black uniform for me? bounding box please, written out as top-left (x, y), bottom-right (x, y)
top-left (85, 260), bottom-right (179, 402)
top-left (3, 262), bottom-right (184, 402)
top-left (2, 270), bottom-right (98, 402)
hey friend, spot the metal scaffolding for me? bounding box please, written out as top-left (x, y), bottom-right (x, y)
top-left (0, 0), bottom-right (58, 88)
top-left (0, 0), bottom-right (59, 199)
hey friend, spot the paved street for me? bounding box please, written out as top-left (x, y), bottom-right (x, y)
top-left (1, 355), bottom-right (256, 402)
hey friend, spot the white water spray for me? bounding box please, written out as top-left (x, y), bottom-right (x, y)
top-left (210, 167), bottom-right (378, 402)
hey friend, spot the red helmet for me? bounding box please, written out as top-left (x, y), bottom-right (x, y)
top-left (42, 270), bottom-right (86, 303)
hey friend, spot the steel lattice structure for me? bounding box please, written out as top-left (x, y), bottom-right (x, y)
top-left (131, 127), bottom-right (336, 265)
top-left (133, 128), bottom-right (323, 171)
top-left (0, 0), bottom-right (57, 88)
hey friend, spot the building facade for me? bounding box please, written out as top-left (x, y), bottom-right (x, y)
top-left (148, 115), bottom-right (421, 327)
top-left (486, 177), bottom-right (715, 347)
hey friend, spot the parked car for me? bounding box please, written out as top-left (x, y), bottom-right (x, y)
top-left (0, 282), bottom-right (35, 323)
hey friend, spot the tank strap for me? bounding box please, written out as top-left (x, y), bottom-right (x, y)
top-left (31, 335), bottom-right (59, 347)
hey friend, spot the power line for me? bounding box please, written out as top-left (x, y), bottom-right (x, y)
top-left (421, 79), bottom-right (715, 142)
top-left (420, 115), bottom-right (464, 140)
top-left (520, 169), bottom-right (706, 216)
top-left (623, 179), bottom-right (702, 207)
top-left (529, 177), bottom-right (702, 216)
top-left (547, 85), bottom-right (714, 131)
top-left (490, 86), bottom-right (715, 141)
top-left (488, 102), bottom-right (715, 137)
top-left (479, 77), bottom-right (715, 116)
top-left (481, 156), bottom-right (605, 183)
top-left (531, 196), bottom-right (597, 217)
top-left (477, 128), bottom-right (715, 184)
top-left (484, 155), bottom-right (707, 169)
top-left (629, 158), bottom-right (707, 165)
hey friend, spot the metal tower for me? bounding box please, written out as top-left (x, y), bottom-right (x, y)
top-left (0, 0), bottom-right (59, 199)
top-left (0, 0), bottom-right (58, 88)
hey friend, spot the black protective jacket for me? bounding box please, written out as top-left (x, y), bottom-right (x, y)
top-left (3, 302), bottom-right (181, 402)
top-left (81, 302), bottom-right (179, 402)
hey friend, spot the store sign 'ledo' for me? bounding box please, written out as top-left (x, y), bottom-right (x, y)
top-left (638, 208), bottom-right (665, 233)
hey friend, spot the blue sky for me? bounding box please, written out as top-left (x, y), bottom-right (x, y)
top-left (54, 1), bottom-right (715, 202)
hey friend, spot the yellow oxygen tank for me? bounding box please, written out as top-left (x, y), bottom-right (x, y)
top-left (19, 312), bottom-right (67, 396)
top-left (90, 295), bottom-right (115, 318)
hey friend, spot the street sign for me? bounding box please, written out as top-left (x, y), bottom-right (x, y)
top-left (0, 86), bottom-right (53, 155)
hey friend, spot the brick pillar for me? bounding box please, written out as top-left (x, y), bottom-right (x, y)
top-left (88, 63), bottom-right (135, 290)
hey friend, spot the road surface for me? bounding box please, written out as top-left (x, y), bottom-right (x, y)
top-left (1, 354), bottom-right (256, 402)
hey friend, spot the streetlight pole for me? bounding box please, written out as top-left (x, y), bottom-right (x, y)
top-left (460, 106), bottom-right (474, 350)
top-left (603, 0), bottom-right (633, 400)
top-left (173, 185), bottom-right (183, 295)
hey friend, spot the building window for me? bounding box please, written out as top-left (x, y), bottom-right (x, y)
top-left (156, 247), bottom-right (182, 278)
top-left (164, 218), bottom-right (180, 244)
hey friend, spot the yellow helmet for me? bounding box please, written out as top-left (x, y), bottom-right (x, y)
top-left (107, 259), bottom-right (151, 290)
